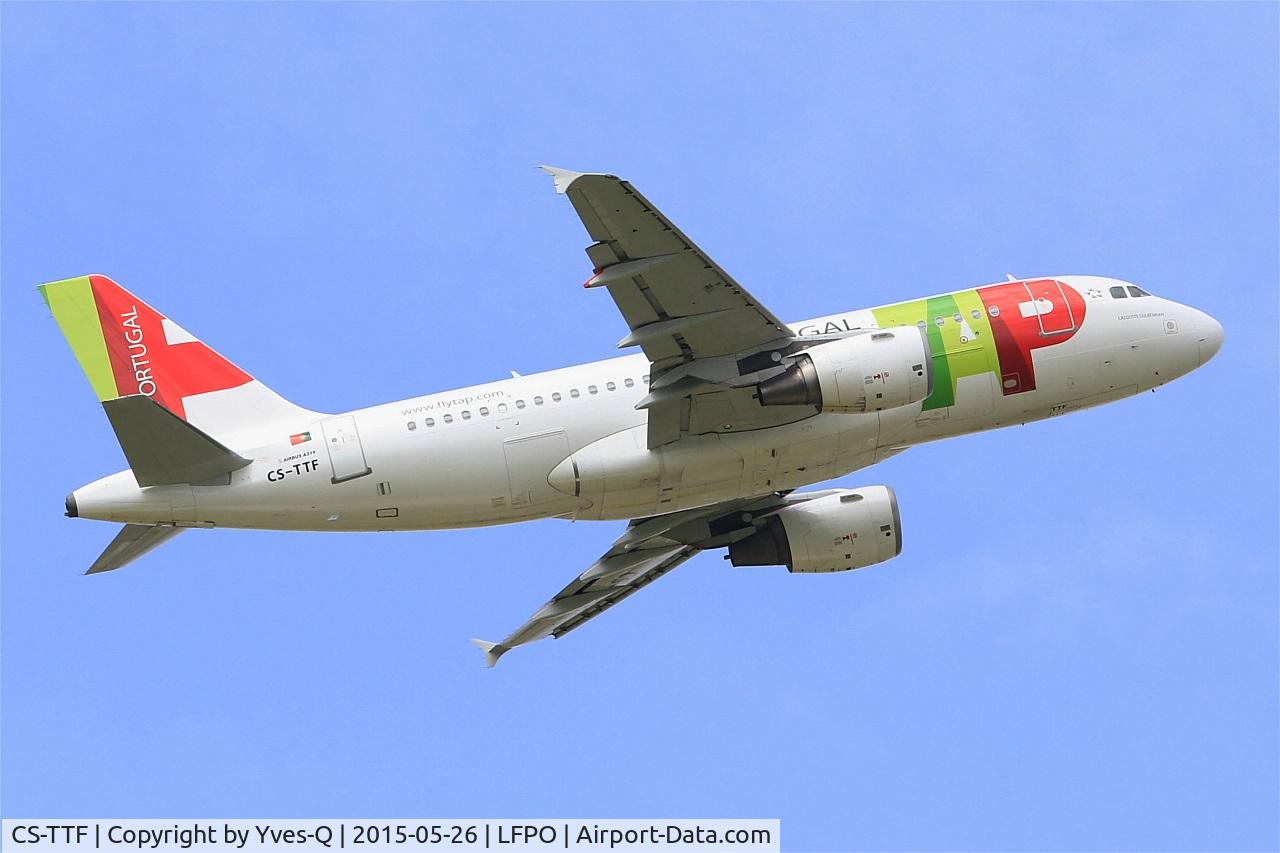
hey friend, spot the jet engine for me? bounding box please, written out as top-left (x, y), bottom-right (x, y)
top-left (756, 327), bottom-right (933, 413)
top-left (727, 486), bottom-right (901, 573)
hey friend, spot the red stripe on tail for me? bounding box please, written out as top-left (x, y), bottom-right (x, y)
top-left (89, 275), bottom-right (251, 420)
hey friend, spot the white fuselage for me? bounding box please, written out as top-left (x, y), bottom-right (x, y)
top-left (71, 276), bottom-right (1222, 532)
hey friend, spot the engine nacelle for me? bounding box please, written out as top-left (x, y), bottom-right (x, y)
top-left (757, 327), bottom-right (933, 413)
top-left (727, 486), bottom-right (902, 573)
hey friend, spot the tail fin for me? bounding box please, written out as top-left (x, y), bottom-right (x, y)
top-left (40, 274), bottom-right (317, 440)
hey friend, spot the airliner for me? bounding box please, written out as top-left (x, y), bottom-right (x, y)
top-left (42, 167), bottom-right (1224, 665)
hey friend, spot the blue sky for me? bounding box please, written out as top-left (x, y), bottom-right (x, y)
top-left (2, 4), bottom-right (1276, 850)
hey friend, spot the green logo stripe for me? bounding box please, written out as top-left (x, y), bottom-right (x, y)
top-left (40, 276), bottom-right (119, 401)
top-left (870, 289), bottom-right (1008, 412)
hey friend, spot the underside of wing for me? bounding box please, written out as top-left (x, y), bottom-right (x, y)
top-left (86, 524), bottom-right (185, 574)
top-left (471, 543), bottom-right (700, 667)
top-left (471, 492), bottom-right (805, 666)
top-left (542, 167), bottom-right (815, 448)
top-left (543, 166), bottom-right (792, 368)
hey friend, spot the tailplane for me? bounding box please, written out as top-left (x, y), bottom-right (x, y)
top-left (86, 524), bottom-right (185, 574)
top-left (40, 274), bottom-right (317, 440)
top-left (103, 395), bottom-right (251, 486)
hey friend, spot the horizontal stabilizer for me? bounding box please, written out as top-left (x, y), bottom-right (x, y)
top-left (469, 638), bottom-right (509, 668)
top-left (103, 394), bottom-right (251, 486)
top-left (87, 524), bottom-right (185, 574)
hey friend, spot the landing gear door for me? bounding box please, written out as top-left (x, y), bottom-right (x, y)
top-left (321, 415), bottom-right (372, 484)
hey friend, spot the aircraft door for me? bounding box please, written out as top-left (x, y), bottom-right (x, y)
top-left (504, 429), bottom-right (571, 508)
top-left (321, 415), bottom-right (372, 484)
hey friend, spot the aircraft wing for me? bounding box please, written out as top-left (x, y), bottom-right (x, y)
top-left (542, 167), bottom-right (808, 447)
top-left (472, 491), bottom-right (807, 666)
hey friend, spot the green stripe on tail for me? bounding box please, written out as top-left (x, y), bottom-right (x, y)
top-left (39, 276), bottom-right (119, 401)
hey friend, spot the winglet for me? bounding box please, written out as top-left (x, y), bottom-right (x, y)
top-left (469, 638), bottom-right (510, 668)
top-left (538, 165), bottom-right (586, 194)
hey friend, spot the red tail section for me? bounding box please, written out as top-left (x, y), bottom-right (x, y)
top-left (88, 275), bottom-right (253, 420)
top-left (43, 273), bottom-right (318, 442)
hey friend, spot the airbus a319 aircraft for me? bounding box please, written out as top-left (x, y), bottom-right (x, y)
top-left (43, 167), bottom-right (1223, 665)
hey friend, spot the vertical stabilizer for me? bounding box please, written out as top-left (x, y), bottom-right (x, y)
top-left (40, 274), bottom-right (319, 441)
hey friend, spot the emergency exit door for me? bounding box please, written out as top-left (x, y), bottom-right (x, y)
top-left (321, 415), bottom-right (372, 484)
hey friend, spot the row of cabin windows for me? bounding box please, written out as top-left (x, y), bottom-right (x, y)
top-left (914, 309), bottom-right (988, 329)
top-left (405, 375), bottom-right (649, 430)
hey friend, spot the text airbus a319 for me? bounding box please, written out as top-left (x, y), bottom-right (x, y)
top-left (43, 167), bottom-right (1224, 665)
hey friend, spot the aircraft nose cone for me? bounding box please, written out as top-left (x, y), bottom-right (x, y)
top-left (1194, 310), bottom-right (1224, 365)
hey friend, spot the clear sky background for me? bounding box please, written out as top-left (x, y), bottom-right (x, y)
top-left (3, 4), bottom-right (1277, 850)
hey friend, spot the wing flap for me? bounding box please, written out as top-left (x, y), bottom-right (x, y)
top-left (551, 546), bottom-right (698, 639)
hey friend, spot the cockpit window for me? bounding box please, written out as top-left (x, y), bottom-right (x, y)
top-left (1127, 285), bottom-right (1151, 297)
top-left (1109, 286), bottom-right (1128, 299)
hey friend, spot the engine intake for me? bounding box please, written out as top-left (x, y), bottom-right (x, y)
top-left (757, 327), bottom-right (933, 413)
top-left (728, 486), bottom-right (902, 573)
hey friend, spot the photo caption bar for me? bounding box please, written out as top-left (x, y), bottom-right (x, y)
top-left (1, 820), bottom-right (778, 853)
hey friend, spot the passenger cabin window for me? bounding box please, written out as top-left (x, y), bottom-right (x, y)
top-left (624, 378), bottom-right (635, 388)
top-left (443, 414), bottom-right (453, 424)
top-left (461, 410), bottom-right (472, 420)
top-left (588, 385), bottom-right (598, 394)
top-left (1127, 286), bottom-right (1150, 297)
top-left (606, 381), bottom-right (616, 391)
top-left (479, 406), bottom-right (489, 416)
top-left (516, 400), bottom-right (526, 409)
top-left (407, 421), bottom-right (417, 431)
top-left (534, 396), bottom-right (544, 405)
top-left (552, 392), bottom-right (562, 402)
top-left (497, 403), bottom-right (508, 413)
top-left (1110, 286), bottom-right (1128, 299)
top-left (425, 417), bottom-right (435, 427)
top-left (642, 375), bottom-right (650, 384)
top-left (570, 388), bottom-right (580, 399)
